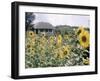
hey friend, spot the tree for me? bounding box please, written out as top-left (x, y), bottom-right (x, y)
top-left (25, 12), bottom-right (35, 31)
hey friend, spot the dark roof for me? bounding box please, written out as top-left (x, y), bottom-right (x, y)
top-left (34, 22), bottom-right (54, 29)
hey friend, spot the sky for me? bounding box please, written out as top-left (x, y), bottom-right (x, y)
top-left (33, 13), bottom-right (90, 28)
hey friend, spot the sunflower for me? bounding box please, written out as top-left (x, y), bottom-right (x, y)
top-left (26, 44), bottom-right (31, 49)
top-left (25, 43), bottom-right (35, 56)
top-left (29, 47), bottom-right (35, 56)
top-left (39, 44), bottom-right (45, 50)
top-left (56, 35), bottom-right (62, 47)
top-left (62, 46), bottom-right (70, 57)
top-left (79, 30), bottom-right (90, 48)
top-left (57, 46), bottom-right (70, 59)
top-left (76, 26), bottom-right (85, 35)
top-left (83, 57), bottom-right (90, 65)
top-left (26, 37), bottom-right (35, 46)
top-left (26, 30), bottom-right (35, 38)
top-left (42, 32), bottom-right (46, 36)
top-left (49, 36), bottom-right (55, 44)
top-left (25, 40), bottom-right (32, 49)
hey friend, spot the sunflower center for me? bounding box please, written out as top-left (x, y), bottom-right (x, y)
top-left (64, 51), bottom-right (67, 55)
top-left (27, 45), bottom-right (30, 48)
top-left (30, 33), bottom-right (32, 35)
top-left (82, 36), bottom-right (87, 42)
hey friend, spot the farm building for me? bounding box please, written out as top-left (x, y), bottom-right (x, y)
top-left (33, 22), bottom-right (54, 34)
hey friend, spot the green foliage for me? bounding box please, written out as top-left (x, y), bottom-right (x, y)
top-left (25, 27), bottom-right (90, 68)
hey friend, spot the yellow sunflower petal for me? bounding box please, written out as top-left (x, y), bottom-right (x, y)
top-left (83, 57), bottom-right (90, 65)
top-left (57, 35), bottom-right (62, 47)
top-left (26, 30), bottom-right (35, 38)
top-left (79, 30), bottom-right (90, 48)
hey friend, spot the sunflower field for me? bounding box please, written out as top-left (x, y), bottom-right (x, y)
top-left (25, 26), bottom-right (90, 68)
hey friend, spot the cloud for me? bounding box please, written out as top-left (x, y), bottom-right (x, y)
top-left (33, 13), bottom-right (90, 27)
